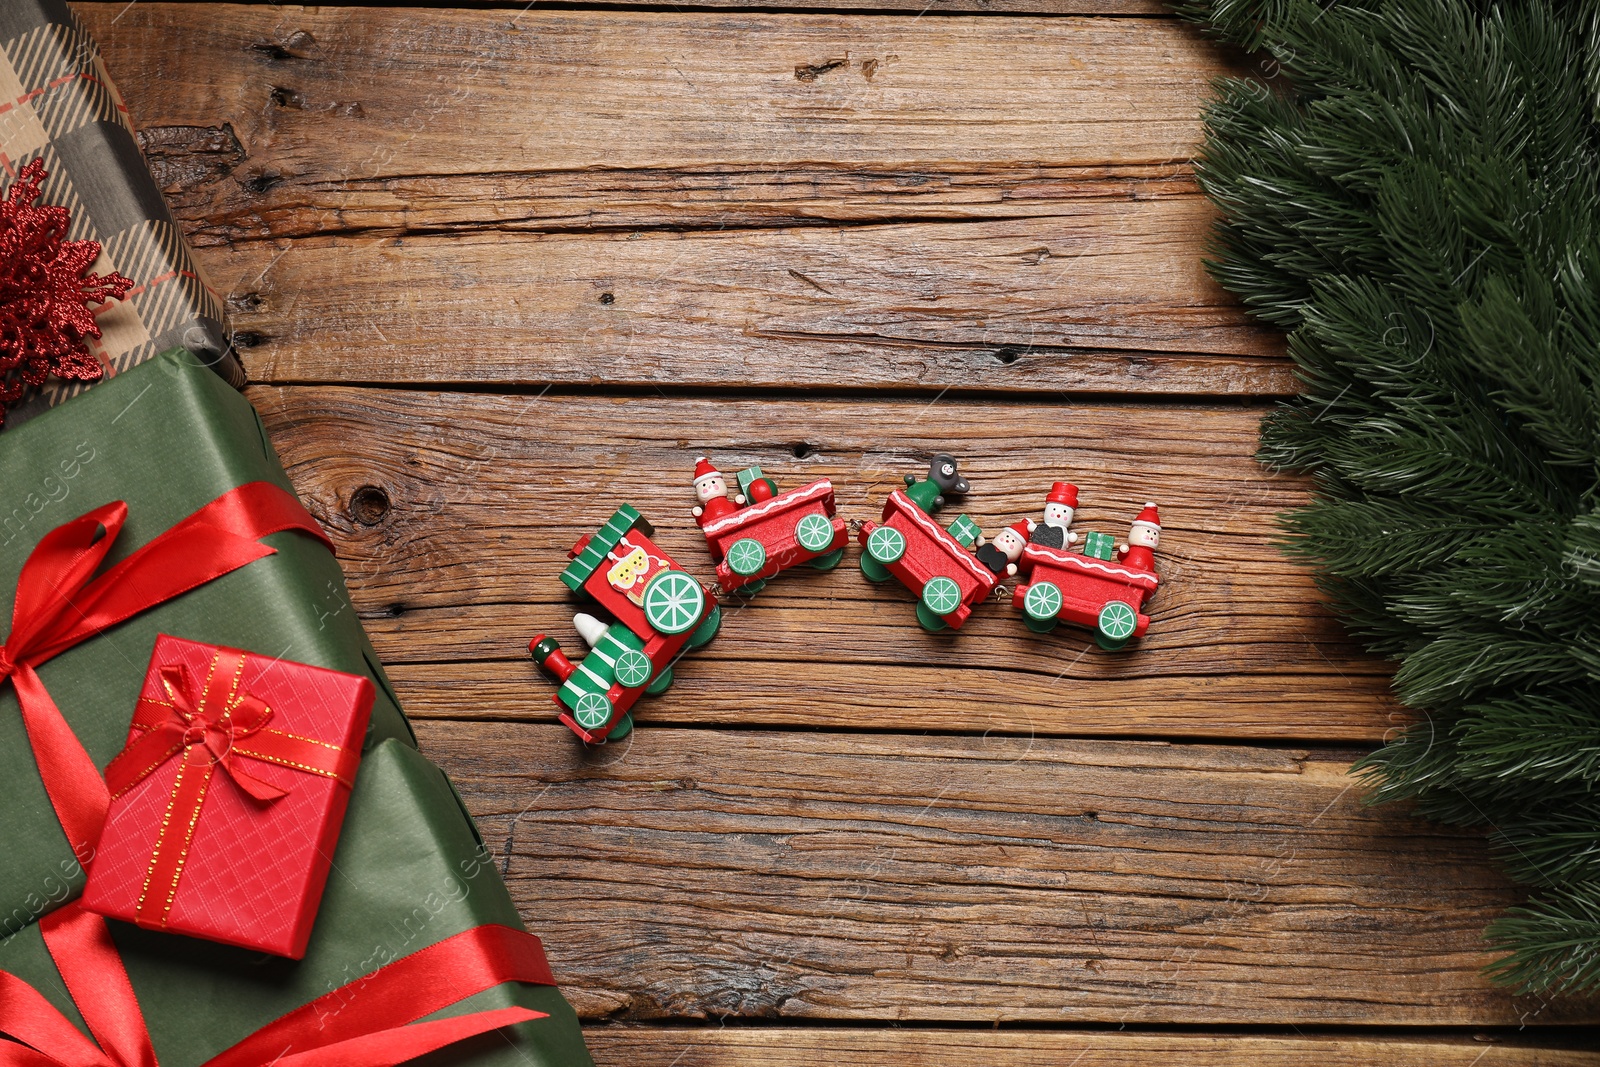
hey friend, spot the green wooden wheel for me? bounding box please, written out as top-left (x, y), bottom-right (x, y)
top-left (642, 570), bottom-right (705, 635)
top-left (859, 555), bottom-right (892, 583)
top-left (796, 513), bottom-right (836, 553)
top-left (1022, 580), bottom-right (1062, 622)
top-left (646, 665), bottom-right (674, 695)
top-left (686, 604), bottom-right (721, 648)
top-left (865, 525), bottom-right (906, 564)
top-left (921, 575), bottom-right (963, 617)
top-left (808, 547), bottom-right (846, 570)
top-left (606, 712), bottom-right (634, 741)
top-left (1098, 600), bottom-right (1138, 642)
top-left (613, 647), bottom-right (653, 689)
top-left (726, 537), bottom-right (767, 576)
top-left (915, 601), bottom-right (949, 632)
top-left (572, 691), bottom-right (612, 731)
top-left (1024, 615), bottom-right (1058, 634)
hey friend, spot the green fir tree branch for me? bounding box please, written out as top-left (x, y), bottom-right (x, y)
top-left (1180, 0), bottom-right (1600, 995)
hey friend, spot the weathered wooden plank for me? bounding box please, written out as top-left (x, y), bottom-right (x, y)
top-left (420, 721), bottom-right (1591, 1026)
top-left (80, 7), bottom-right (1238, 174)
top-left (78, 4), bottom-right (1284, 395)
top-left (211, 213), bottom-right (1284, 395)
top-left (580, 1028), bottom-right (1600, 1066)
top-left (80, 4), bottom-right (1239, 240)
top-left (254, 385), bottom-right (1400, 741)
top-left (117, 0), bottom-right (1172, 17)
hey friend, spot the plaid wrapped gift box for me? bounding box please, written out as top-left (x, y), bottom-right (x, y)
top-left (0, 0), bottom-right (244, 428)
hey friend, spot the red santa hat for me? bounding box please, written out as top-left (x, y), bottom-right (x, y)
top-left (693, 456), bottom-right (723, 487)
top-left (1006, 520), bottom-right (1031, 539)
top-left (1046, 482), bottom-right (1079, 508)
top-left (1130, 503), bottom-right (1160, 531)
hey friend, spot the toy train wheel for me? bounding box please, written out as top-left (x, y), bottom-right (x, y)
top-left (1022, 581), bottom-right (1062, 623)
top-left (726, 538), bottom-right (767, 577)
top-left (607, 712), bottom-right (634, 741)
top-left (646, 666), bottom-right (674, 695)
top-left (921, 576), bottom-right (962, 617)
top-left (642, 570), bottom-right (706, 634)
top-left (572, 691), bottom-right (613, 731)
top-left (613, 648), bottom-right (653, 689)
top-left (865, 525), bottom-right (905, 564)
top-left (859, 556), bottom-right (893, 583)
top-left (1097, 601), bottom-right (1137, 649)
top-left (796, 513), bottom-right (835, 553)
top-left (808, 547), bottom-right (846, 570)
top-left (915, 602), bottom-right (949, 632)
top-left (686, 604), bottom-right (721, 648)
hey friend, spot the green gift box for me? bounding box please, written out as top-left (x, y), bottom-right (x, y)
top-left (945, 514), bottom-right (980, 549)
top-left (0, 739), bottom-right (595, 1066)
top-left (1080, 531), bottom-right (1116, 561)
top-left (0, 349), bottom-right (415, 934)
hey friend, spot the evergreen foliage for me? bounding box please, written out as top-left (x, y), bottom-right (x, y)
top-left (1177, 0), bottom-right (1600, 994)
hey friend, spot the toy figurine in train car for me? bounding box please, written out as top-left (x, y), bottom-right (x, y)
top-left (691, 456), bottom-right (849, 594)
top-left (857, 454), bottom-right (999, 632)
top-left (1012, 502), bottom-right (1163, 650)
top-left (530, 504), bottom-right (721, 743)
top-left (1028, 482), bottom-right (1082, 550)
top-left (975, 521), bottom-right (1030, 578)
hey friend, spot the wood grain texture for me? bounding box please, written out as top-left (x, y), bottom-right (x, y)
top-left (580, 1028), bottom-right (1600, 1066)
top-left (126, 0), bottom-right (1173, 16)
top-left (207, 208), bottom-right (1285, 396)
top-left (254, 385), bottom-right (1401, 741)
top-left (79, 6), bottom-right (1238, 173)
top-left (419, 720), bottom-right (1594, 1026)
top-left (76, 4), bottom-right (1287, 396)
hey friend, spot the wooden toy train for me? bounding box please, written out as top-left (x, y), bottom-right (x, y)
top-left (530, 459), bottom-right (1166, 744)
top-left (856, 454), bottom-right (999, 632)
top-left (529, 505), bottom-right (720, 743)
top-left (1011, 499), bottom-right (1162, 650)
top-left (691, 457), bottom-right (848, 593)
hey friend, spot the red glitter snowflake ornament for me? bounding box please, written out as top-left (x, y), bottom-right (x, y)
top-left (0, 159), bottom-right (133, 424)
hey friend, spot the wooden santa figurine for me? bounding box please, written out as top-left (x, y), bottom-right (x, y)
top-left (1028, 481), bottom-right (1080, 550)
top-left (976, 520), bottom-right (1030, 578)
top-left (691, 457), bottom-right (745, 527)
top-left (1116, 504), bottom-right (1160, 573)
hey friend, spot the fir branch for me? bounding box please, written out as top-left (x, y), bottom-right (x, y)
top-left (1182, 0), bottom-right (1600, 994)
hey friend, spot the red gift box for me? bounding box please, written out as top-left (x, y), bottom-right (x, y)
top-left (81, 635), bottom-right (373, 958)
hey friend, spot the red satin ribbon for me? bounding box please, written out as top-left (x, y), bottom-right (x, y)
top-left (0, 904), bottom-right (555, 1067)
top-left (101, 648), bottom-right (361, 930)
top-left (0, 483), bottom-right (332, 864)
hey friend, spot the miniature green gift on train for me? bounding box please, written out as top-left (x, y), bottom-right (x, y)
top-left (530, 454), bottom-right (1167, 745)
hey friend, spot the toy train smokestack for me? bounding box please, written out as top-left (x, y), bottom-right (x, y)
top-left (528, 635), bottom-right (575, 683)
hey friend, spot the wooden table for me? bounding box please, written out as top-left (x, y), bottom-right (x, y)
top-left (77, 2), bottom-right (1600, 1062)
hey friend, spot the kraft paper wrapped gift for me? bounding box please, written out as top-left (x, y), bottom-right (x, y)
top-left (0, 348), bottom-right (414, 935)
top-left (0, 740), bottom-right (596, 1067)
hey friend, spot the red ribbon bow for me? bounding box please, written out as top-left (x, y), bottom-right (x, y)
top-left (115, 661), bottom-right (289, 804)
top-left (0, 483), bottom-right (332, 864)
top-left (0, 904), bottom-right (556, 1067)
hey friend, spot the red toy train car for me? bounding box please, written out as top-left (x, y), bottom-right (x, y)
top-left (698, 466), bottom-right (848, 593)
top-left (530, 505), bottom-right (720, 743)
top-left (857, 488), bottom-right (998, 632)
top-left (1011, 541), bottom-right (1157, 649)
